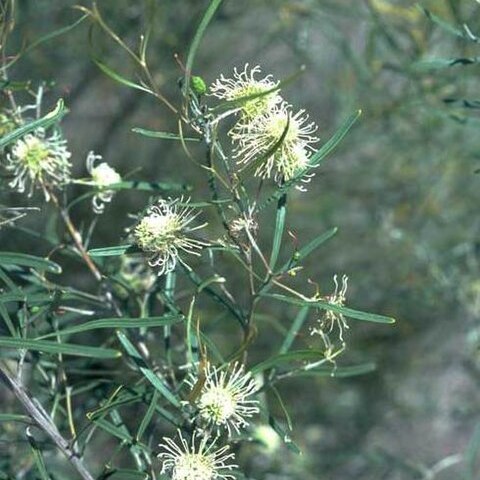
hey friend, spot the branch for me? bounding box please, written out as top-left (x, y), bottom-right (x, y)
top-left (0, 364), bottom-right (95, 480)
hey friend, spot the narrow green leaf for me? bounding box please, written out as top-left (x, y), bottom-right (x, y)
top-left (289, 362), bottom-right (377, 378)
top-left (268, 415), bottom-right (301, 455)
top-left (269, 194), bottom-right (287, 271)
top-left (88, 245), bottom-right (133, 257)
top-left (26, 430), bottom-right (51, 480)
top-left (93, 57), bottom-right (152, 94)
top-left (251, 349), bottom-right (326, 374)
top-left (465, 422), bottom-right (480, 480)
top-left (132, 127), bottom-right (200, 142)
top-left (101, 469), bottom-right (149, 480)
top-left (307, 110), bottom-right (361, 169)
top-left (108, 180), bottom-right (192, 192)
top-left (116, 330), bottom-right (180, 407)
top-left (37, 315), bottom-right (182, 340)
top-left (93, 418), bottom-right (133, 443)
top-left (23, 14), bottom-right (88, 57)
top-left (279, 306), bottom-right (310, 354)
top-left (0, 413), bottom-right (32, 424)
top-left (0, 336), bottom-right (121, 358)
top-left (264, 293), bottom-right (396, 324)
top-left (0, 99), bottom-right (66, 149)
top-left (278, 227), bottom-right (338, 273)
top-left (418, 6), bottom-right (465, 39)
top-left (184, 0), bottom-right (224, 94)
top-left (0, 303), bottom-right (16, 336)
top-left (412, 56), bottom-right (480, 71)
top-left (0, 252), bottom-right (62, 274)
top-left (136, 390), bottom-right (160, 441)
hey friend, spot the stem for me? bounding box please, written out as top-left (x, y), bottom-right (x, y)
top-left (0, 364), bottom-right (95, 480)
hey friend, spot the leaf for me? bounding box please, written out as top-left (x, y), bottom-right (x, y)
top-left (26, 429), bottom-right (51, 480)
top-left (290, 362), bottom-right (377, 378)
top-left (251, 349), bottom-right (327, 374)
top-left (465, 422), bottom-right (480, 480)
top-left (277, 227), bottom-right (338, 273)
top-left (136, 390), bottom-right (159, 441)
top-left (268, 415), bottom-right (301, 455)
top-left (37, 314), bottom-right (182, 340)
top-left (0, 99), bottom-right (66, 149)
top-left (93, 57), bottom-right (152, 94)
top-left (184, 0), bottom-right (224, 94)
top-left (307, 109), bottom-right (361, 170)
top-left (269, 194), bottom-right (287, 271)
top-left (132, 127), bottom-right (200, 142)
top-left (0, 413), bottom-right (32, 424)
top-left (412, 56), bottom-right (480, 71)
top-left (0, 252), bottom-right (62, 274)
top-left (264, 293), bottom-right (396, 324)
top-left (108, 180), bottom-right (191, 192)
top-left (88, 245), bottom-right (133, 257)
top-left (0, 336), bottom-right (121, 358)
top-left (116, 330), bottom-right (180, 407)
top-left (279, 306), bottom-right (310, 354)
top-left (100, 469), bottom-right (149, 480)
top-left (92, 418), bottom-right (134, 443)
top-left (418, 6), bottom-right (465, 39)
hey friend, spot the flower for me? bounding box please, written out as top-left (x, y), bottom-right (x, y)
top-left (311, 274), bottom-right (349, 358)
top-left (132, 197), bottom-right (208, 276)
top-left (231, 102), bottom-right (318, 183)
top-left (158, 430), bottom-right (237, 480)
top-left (5, 128), bottom-right (71, 200)
top-left (86, 151), bottom-right (121, 214)
top-left (210, 64), bottom-right (281, 119)
top-left (187, 362), bottom-right (259, 436)
top-left (230, 204), bottom-right (258, 240)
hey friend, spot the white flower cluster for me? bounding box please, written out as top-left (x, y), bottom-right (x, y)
top-left (157, 362), bottom-right (259, 480)
top-left (210, 64), bottom-right (319, 187)
top-left (132, 197), bottom-right (208, 276)
top-left (311, 274), bottom-right (350, 359)
top-left (86, 151), bottom-right (121, 214)
top-left (5, 127), bottom-right (71, 200)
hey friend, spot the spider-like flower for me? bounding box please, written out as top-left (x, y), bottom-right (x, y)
top-left (210, 64), bottom-right (282, 120)
top-left (231, 102), bottom-right (318, 183)
top-left (158, 430), bottom-right (237, 480)
top-left (187, 362), bottom-right (259, 436)
top-left (132, 197), bottom-right (208, 276)
top-left (5, 128), bottom-right (71, 200)
top-left (311, 274), bottom-right (349, 358)
top-left (230, 204), bottom-right (258, 241)
top-left (86, 151), bottom-right (121, 214)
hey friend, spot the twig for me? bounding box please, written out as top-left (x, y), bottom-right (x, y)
top-left (0, 363), bottom-right (95, 480)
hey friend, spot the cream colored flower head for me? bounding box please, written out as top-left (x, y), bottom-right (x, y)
top-left (187, 362), bottom-right (259, 436)
top-left (210, 64), bottom-right (282, 119)
top-left (5, 128), bottom-right (71, 200)
top-left (231, 102), bottom-right (318, 183)
top-left (158, 430), bottom-right (237, 480)
top-left (311, 274), bottom-right (349, 358)
top-left (86, 151), bottom-right (121, 214)
top-left (132, 197), bottom-right (208, 276)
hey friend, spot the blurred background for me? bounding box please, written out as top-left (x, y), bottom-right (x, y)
top-left (2, 0), bottom-right (480, 478)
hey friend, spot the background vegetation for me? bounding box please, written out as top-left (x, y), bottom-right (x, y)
top-left (2, 1), bottom-right (480, 479)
